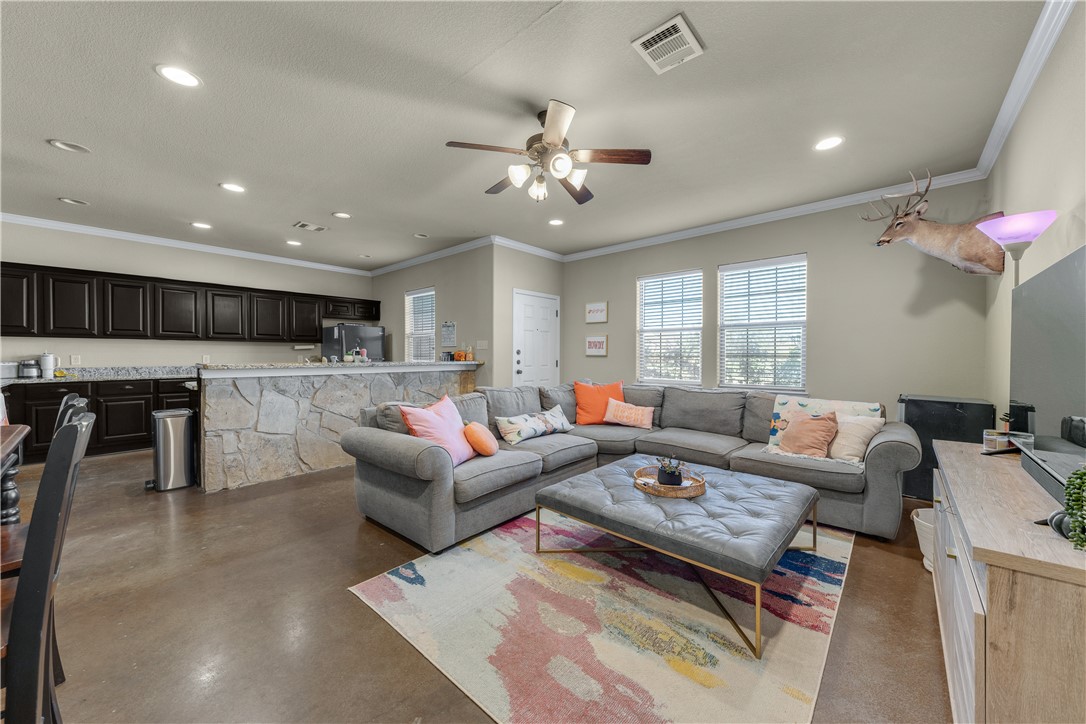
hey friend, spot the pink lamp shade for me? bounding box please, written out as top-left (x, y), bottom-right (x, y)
top-left (976, 210), bottom-right (1058, 245)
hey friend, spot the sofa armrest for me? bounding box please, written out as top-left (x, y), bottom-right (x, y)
top-left (859, 422), bottom-right (923, 538)
top-left (340, 426), bottom-right (452, 481)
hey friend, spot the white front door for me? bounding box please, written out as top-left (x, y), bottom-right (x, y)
top-left (512, 289), bottom-right (560, 387)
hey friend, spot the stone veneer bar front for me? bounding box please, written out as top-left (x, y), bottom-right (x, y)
top-left (198, 362), bottom-right (480, 491)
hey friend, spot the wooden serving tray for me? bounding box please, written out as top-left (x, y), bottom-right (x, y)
top-left (633, 465), bottom-right (706, 499)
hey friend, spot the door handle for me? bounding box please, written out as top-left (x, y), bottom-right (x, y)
top-left (516, 349), bottom-right (521, 355)
top-left (516, 370), bottom-right (523, 375)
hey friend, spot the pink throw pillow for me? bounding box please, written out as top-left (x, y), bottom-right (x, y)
top-left (602, 398), bottom-right (654, 429)
top-left (399, 396), bottom-right (477, 466)
top-left (779, 411), bottom-right (838, 458)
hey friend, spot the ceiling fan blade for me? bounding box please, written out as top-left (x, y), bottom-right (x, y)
top-left (542, 99), bottom-right (576, 148)
top-left (559, 177), bottom-right (594, 205)
top-left (446, 141), bottom-right (528, 156)
top-left (570, 149), bottom-right (652, 165)
top-left (485, 177), bottom-right (513, 195)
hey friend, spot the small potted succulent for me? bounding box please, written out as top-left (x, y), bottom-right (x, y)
top-left (1051, 467), bottom-right (1086, 550)
top-left (656, 456), bottom-right (684, 486)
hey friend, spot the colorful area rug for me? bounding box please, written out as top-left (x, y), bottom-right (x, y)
top-left (350, 512), bottom-right (853, 723)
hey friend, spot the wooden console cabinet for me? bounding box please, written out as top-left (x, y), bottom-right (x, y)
top-left (933, 440), bottom-right (1085, 723)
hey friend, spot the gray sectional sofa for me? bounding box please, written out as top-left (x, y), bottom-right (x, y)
top-left (339, 383), bottom-right (922, 552)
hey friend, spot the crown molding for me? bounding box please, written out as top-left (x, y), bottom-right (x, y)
top-left (977, 0), bottom-right (1077, 174)
top-left (490, 235), bottom-right (564, 262)
top-left (0, 213), bottom-right (373, 277)
top-left (368, 234), bottom-right (561, 276)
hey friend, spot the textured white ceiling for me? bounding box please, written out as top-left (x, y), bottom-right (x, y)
top-left (0, 1), bottom-right (1043, 270)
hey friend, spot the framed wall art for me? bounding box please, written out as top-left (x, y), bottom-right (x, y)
top-left (585, 335), bottom-right (608, 356)
top-left (585, 302), bottom-right (608, 324)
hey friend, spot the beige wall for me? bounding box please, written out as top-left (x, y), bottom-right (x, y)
top-left (983, 5), bottom-right (1086, 416)
top-left (0, 221), bottom-right (373, 366)
top-left (370, 245), bottom-right (495, 385)
top-left (490, 245), bottom-right (563, 387)
top-left (561, 182), bottom-right (994, 421)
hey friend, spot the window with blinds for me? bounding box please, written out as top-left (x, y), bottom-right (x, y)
top-left (718, 254), bottom-right (807, 391)
top-left (404, 287), bottom-right (436, 363)
top-left (637, 270), bottom-right (703, 384)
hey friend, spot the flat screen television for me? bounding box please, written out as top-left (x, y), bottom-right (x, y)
top-left (1009, 244), bottom-right (1086, 502)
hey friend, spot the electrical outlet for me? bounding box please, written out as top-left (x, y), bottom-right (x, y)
top-left (70, 355), bottom-right (81, 366)
top-left (202, 354), bottom-right (211, 364)
top-left (476, 340), bottom-right (489, 350)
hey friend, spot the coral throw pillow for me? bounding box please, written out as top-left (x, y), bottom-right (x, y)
top-left (399, 395), bottom-right (476, 466)
top-left (464, 421), bottom-right (499, 456)
top-left (574, 381), bottom-right (624, 425)
top-left (829, 414), bottom-right (885, 462)
top-left (779, 411), bottom-right (839, 458)
top-left (603, 398), bottom-right (654, 429)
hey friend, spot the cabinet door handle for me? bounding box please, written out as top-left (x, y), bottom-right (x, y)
top-left (56, 388), bottom-right (69, 393)
top-left (122, 385), bottom-right (134, 390)
top-left (945, 547), bottom-right (957, 560)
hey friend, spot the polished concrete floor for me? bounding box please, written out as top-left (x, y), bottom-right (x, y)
top-left (13, 450), bottom-right (951, 722)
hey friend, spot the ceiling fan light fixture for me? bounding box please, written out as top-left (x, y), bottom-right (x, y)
top-left (528, 174), bottom-right (548, 202)
top-left (567, 167), bottom-right (588, 190)
top-left (507, 164), bottom-right (532, 188)
top-left (548, 152), bottom-right (572, 179)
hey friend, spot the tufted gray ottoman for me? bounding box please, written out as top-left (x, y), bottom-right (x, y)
top-left (535, 453), bottom-right (818, 658)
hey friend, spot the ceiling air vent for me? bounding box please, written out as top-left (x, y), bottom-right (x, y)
top-left (631, 14), bottom-right (704, 75)
top-left (292, 221), bottom-right (327, 232)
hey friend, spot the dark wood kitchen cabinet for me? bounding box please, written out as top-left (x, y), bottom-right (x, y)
top-left (207, 289), bottom-right (247, 340)
top-left (155, 283), bottom-right (204, 339)
top-left (354, 300), bottom-right (380, 321)
top-left (289, 296), bottom-right (322, 342)
top-left (250, 293), bottom-right (288, 341)
top-left (155, 378), bottom-right (200, 411)
top-left (21, 382), bottom-right (94, 457)
top-left (1, 385), bottom-right (25, 428)
top-left (42, 271), bottom-right (98, 336)
top-left (94, 380), bottom-right (154, 448)
top-left (103, 278), bottom-right (152, 337)
top-left (1, 267), bottom-right (38, 335)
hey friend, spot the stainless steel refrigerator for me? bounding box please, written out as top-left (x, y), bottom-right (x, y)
top-left (322, 324), bottom-right (385, 361)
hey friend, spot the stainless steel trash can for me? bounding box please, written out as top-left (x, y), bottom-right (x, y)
top-left (146, 409), bottom-right (196, 491)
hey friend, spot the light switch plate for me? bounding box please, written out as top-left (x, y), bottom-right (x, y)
top-left (70, 354), bottom-right (81, 365)
top-left (476, 340), bottom-right (489, 350)
top-left (202, 354), bottom-right (211, 363)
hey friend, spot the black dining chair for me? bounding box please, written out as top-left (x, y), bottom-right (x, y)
top-left (3, 410), bottom-right (95, 724)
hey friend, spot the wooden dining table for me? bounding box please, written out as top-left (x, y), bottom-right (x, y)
top-left (1, 424), bottom-right (30, 526)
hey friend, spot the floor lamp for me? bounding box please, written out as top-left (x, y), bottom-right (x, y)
top-left (976, 210), bottom-right (1059, 287)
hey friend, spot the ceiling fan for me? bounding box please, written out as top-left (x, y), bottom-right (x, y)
top-left (445, 99), bottom-right (651, 205)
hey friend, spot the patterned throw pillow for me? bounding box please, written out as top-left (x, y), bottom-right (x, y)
top-left (768, 395), bottom-right (881, 448)
top-left (495, 405), bottom-right (573, 445)
top-left (602, 398), bottom-right (654, 429)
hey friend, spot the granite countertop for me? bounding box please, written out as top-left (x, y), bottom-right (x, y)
top-left (199, 361), bottom-right (481, 370)
top-left (1, 365), bottom-right (198, 387)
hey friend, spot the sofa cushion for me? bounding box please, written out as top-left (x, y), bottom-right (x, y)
top-left (539, 382), bottom-right (578, 424)
top-left (634, 427), bottom-right (747, 469)
top-left (622, 385), bottom-right (664, 428)
top-left (571, 424), bottom-right (657, 455)
top-left (660, 387), bottom-right (746, 437)
top-left (742, 391), bottom-right (776, 443)
top-left (479, 385), bottom-right (543, 434)
top-left (729, 442), bottom-right (866, 494)
top-left (497, 433), bottom-right (597, 473)
top-left (574, 381), bottom-right (625, 425)
top-left (375, 401), bottom-right (417, 434)
top-left (453, 450), bottom-right (543, 504)
top-left (452, 392), bottom-right (489, 427)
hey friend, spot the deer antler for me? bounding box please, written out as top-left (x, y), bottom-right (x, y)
top-left (859, 170), bottom-right (932, 221)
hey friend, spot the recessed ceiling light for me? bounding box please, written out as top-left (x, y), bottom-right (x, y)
top-left (219, 182), bottom-right (245, 193)
top-left (47, 139), bottom-right (90, 153)
top-left (548, 219), bottom-right (564, 226)
top-left (413, 233), bottom-right (429, 239)
top-left (191, 222), bottom-right (212, 229)
top-left (286, 240), bottom-right (302, 246)
top-left (332, 212), bottom-right (352, 219)
top-left (155, 65), bottom-right (202, 87)
top-left (58, 197), bottom-right (88, 205)
top-left (359, 254), bottom-right (371, 258)
top-left (814, 136), bottom-right (844, 151)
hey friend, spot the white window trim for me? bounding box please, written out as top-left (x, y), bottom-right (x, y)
top-left (717, 254), bottom-right (808, 394)
top-left (636, 268), bottom-right (703, 386)
top-left (404, 286), bottom-right (436, 363)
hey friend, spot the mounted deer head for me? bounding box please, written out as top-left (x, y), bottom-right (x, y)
top-left (862, 171), bottom-right (1006, 275)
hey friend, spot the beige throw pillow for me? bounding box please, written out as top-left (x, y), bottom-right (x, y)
top-left (779, 412), bottom-right (838, 458)
top-left (829, 414), bottom-right (886, 462)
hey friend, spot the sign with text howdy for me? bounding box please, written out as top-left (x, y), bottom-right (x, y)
top-left (585, 335), bottom-right (608, 356)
